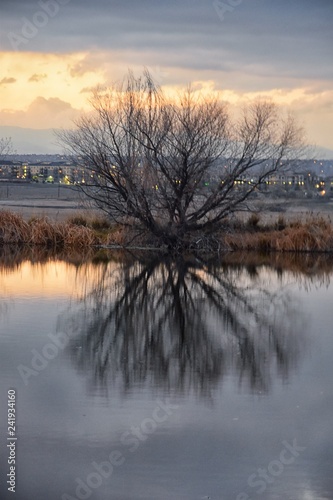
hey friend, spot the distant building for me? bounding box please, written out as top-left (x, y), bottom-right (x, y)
top-left (0, 160), bottom-right (23, 179)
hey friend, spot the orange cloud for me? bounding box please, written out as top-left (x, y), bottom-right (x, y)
top-left (68, 53), bottom-right (106, 78)
top-left (0, 50), bottom-right (332, 150)
top-left (0, 96), bottom-right (82, 129)
top-left (0, 51), bottom-right (105, 112)
top-left (28, 73), bottom-right (47, 83)
top-left (0, 77), bottom-right (16, 86)
top-left (80, 84), bottom-right (106, 94)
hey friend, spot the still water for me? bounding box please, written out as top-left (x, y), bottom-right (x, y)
top-left (0, 249), bottom-right (333, 500)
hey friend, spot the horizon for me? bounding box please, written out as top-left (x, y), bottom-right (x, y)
top-left (1, 128), bottom-right (333, 159)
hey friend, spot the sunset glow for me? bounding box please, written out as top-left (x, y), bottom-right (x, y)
top-left (0, 0), bottom-right (332, 154)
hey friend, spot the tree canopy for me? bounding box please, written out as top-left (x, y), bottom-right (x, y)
top-left (58, 71), bottom-right (305, 249)
top-left (0, 137), bottom-right (14, 159)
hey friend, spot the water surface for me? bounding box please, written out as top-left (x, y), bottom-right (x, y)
top-left (0, 249), bottom-right (333, 500)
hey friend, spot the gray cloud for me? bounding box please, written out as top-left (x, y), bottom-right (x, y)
top-left (1, 0), bottom-right (332, 89)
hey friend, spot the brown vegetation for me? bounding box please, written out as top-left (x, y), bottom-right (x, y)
top-left (1, 209), bottom-right (333, 253)
top-left (224, 216), bottom-right (333, 253)
top-left (0, 211), bottom-right (97, 248)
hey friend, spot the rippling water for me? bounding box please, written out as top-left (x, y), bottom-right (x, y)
top-left (0, 249), bottom-right (333, 500)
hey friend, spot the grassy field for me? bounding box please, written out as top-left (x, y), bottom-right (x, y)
top-left (1, 182), bottom-right (333, 223)
top-left (0, 182), bottom-right (97, 221)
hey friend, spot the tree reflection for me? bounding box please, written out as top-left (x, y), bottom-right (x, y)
top-left (58, 252), bottom-right (311, 397)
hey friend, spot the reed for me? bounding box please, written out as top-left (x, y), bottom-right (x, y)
top-left (1, 210), bottom-right (333, 252)
top-left (62, 223), bottom-right (97, 247)
top-left (0, 211), bottom-right (30, 244)
top-left (29, 217), bottom-right (63, 247)
top-left (224, 218), bottom-right (333, 253)
top-left (0, 211), bottom-right (99, 248)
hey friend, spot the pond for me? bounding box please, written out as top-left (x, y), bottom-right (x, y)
top-left (0, 248), bottom-right (333, 500)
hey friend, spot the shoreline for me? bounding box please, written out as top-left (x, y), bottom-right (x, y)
top-left (1, 208), bottom-right (333, 253)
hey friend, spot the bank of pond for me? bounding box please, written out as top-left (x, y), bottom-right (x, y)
top-left (1, 209), bottom-right (333, 253)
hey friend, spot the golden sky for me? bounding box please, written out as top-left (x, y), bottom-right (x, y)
top-left (0, 0), bottom-right (332, 154)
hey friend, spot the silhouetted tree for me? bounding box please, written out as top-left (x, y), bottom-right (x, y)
top-left (58, 71), bottom-right (305, 249)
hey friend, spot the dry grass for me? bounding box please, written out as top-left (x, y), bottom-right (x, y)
top-left (247, 212), bottom-right (261, 228)
top-left (29, 218), bottom-right (63, 246)
top-left (67, 213), bottom-right (112, 231)
top-left (61, 223), bottom-right (98, 247)
top-left (0, 210), bottom-right (137, 248)
top-left (0, 211), bottom-right (30, 244)
top-left (67, 213), bottom-right (117, 244)
top-left (0, 211), bottom-right (98, 248)
top-left (1, 209), bottom-right (333, 253)
top-left (224, 217), bottom-right (333, 253)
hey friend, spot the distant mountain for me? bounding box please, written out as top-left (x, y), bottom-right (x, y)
top-left (313, 146), bottom-right (333, 159)
top-left (0, 126), bottom-right (62, 154)
top-left (1, 125), bottom-right (333, 159)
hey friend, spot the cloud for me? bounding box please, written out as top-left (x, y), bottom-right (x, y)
top-left (1, 0), bottom-right (332, 87)
top-left (80, 84), bottom-right (106, 94)
top-left (28, 73), bottom-right (47, 82)
top-left (0, 96), bottom-right (82, 129)
top-left (0, 77), bottom-right (16, 86)
top-left (0, 0), bottom-right (332, 148)
top-left (68, 54), bottom-right (105, 78)
top-left (290, 89), bottom-right (333, 114)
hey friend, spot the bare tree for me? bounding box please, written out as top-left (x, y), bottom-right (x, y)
top-left (0, 137), bottom-right (13, 159)
top-left (58, 71), bottom-right (305, 248)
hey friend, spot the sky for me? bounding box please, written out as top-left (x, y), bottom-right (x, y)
top-left (0, 0), bottom-right (332, 155)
